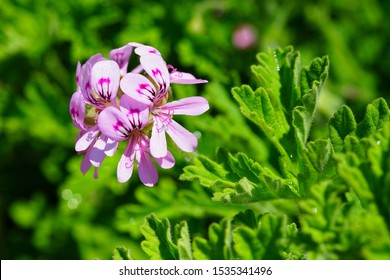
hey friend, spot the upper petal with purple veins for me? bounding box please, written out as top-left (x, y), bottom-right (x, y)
top-left (139, 54), bottom-right (170, 102)
top-left (98, 106), bottom-right (132, 142)
top-left (91, 60), bottom-right (120, 105)
top-left (134, 45), bottom-right (161, 56)
top-left (110, 44), bottom-right (133, 76)
top-left (70, 90), bottom-right (86, 130)
top-left (120, 73), bottom-right (156, 106)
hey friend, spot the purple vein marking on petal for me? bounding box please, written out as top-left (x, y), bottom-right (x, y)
top-left (127, 109), bottom-right (144, 130)
top-left (113, 120), bottom-right (130, 138)
top-left (97, 77), bottom-right (111, 101)
top-left (151, 68), bottom-right (168, 100)
top-left (70, 107), bottom-right (79, 119)
top-left (112, 52), bottom-right (125, 67)
top-left (138, 83), bottom-right (155, 102)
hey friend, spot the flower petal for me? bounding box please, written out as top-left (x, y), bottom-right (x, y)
top-left (155, 151), bottom-right (175, 169)
top-left (170, 70), bottom-right (208, 84)
top-left (75, 127), bottom-right (99, 152)
top-left (103, 136), bottom-right (118, 156)
top-left (91, 60), bottom-right (120, 105)
top-left (98, 106), bottom-right (132, 142)
top-left (110, 44), bottom-right (133, 76)
top-left (137, 149), bottom-right (158, 187)
top-left (140, 54), bottom-right (170, 101)
top-left (76, 61), bottom-right (81, 87)
top-left (150, 116), bottom-right (167, 158)
top-left (161, 96), bottom-right (209, 116)
top-left (69, 90), bottom-right (86, 130)
top-left (120, 73), bottom-right (155, 106)
top-left (134, 45), bottom-right (161, 56)
top-left (89, 136), bottom-right (109, 167)
top-left (117, 138), bottom-right (136, 183)
top-left (81, 150), bottom-right (92, 175)
top-left (166, 119), bottom-right (198, 152)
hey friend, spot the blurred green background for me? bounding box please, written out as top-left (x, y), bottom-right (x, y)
top-left (1, 0), bottom-right (389, 259)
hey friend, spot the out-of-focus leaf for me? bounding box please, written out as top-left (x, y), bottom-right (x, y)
top-left (140, 214), bottom-right (192, 260)
top-left (112, 246), bottom-right (133, 260)
top-left (193, 218), bottom-right (233, 260)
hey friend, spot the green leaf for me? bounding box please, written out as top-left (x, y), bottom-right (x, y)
top-left (233, 214), bottom-right (286, 260)
top-left (174, 221), bottom-right (193, 260)
top-left (140, 213), bottom-right (193, 260)
top-left (193, 218), bottom-right (233, 260)
top-left (292, 56), bottom-right (330, 152)
top-left (299, 138), bottom-right (336, 195)
top-left (181, 148), bottom-right (300, 204)
top-left (115, 178), bottom-right (241, 239)
top-left (329, 105), bottom-right (357, 152)
top-left (112, 246), bottom-right (133, 260)
top-left (274, 46), bottom-right (301, 111)
top-left (356, 97), bottom-right (390, 138)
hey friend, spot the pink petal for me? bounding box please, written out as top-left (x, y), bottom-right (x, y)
top-left (170, 71), bottom-right (208, 84)
top-left (139, 54), bottom-right (170, 100)
top-left (110, 44), bottom-right (133, 76)
top-left (69, 90), bottom-right (86, 130)
top-left (75, 127), bottom-right (99, 152)
top-left (161, 96), bottom-right (209, 116)
top-left (104, 137), bottom-right (118, 156)
top-left (91, 60), bottom-right (120, 104)
top-left (134, 45), bottom-right (161, 56)
top-left (150, 116), bottom-right (167, 158)
top-left (89, 136), bottom-right (108, 167)
top-left (120, 73), bottom-right (155, 106)
top-left (166, 119), bottom-right (198, 152)
top-left (76, 61), bottom-right (81, 87)
top-left (128, 42), bottom-right (145, 49)
top-left (155, 151), bottom-right (175, 169)
top-left (119, 94), bottom-right (150, 130)
top-left (81, 151), bottom-right (92, 175)
top-left (117, 138), bottom-right (136, 183)
top-left (98, 106), bottom-right (132, 142)
top-left (137, 149), bottom-right (158, 187)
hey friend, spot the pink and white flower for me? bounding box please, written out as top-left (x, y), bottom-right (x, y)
top-left (70, 55), bottom-right (124, 178)
top-left (98, 95), bottom-right (175, 185)
top-left (70, 42), bottom-right (208, 185)
top-left (120, 45), bottom-right (209, 158)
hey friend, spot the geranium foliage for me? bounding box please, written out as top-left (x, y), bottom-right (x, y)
top-left (120, 47), bottom-right (390, 260)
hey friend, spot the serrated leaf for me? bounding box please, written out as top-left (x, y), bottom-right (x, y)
top-left (179, 155), bottom-right (233, 188)
top-left (233, 214), bottom-right (286, 260)
top-left (292, 56), bottom-right (330, 152)
top-left (356, 97), bottom-right (390, 138)
top-left (232, 86), bottom-right (289, 140)
top-left (299, 139), bottom-right (335, 195)
top-left (193, 218), bottom-right (233, 260)
top-left (232, 48), bottom-right (291, 141)
top-left (140, 214), bottom-right (193, 260)
top-left (112, 246), bottom-right (133, 260)
top-left (329, 105), bottom-right (357, 152)
top-left (181, 148), bottom-right (300, 204)
top-left (232, 226), bottom-right (262, 259)
top-left (274, 46), bottom-right (301, 111)
top-left (174, 221), bottom-right (193, 260)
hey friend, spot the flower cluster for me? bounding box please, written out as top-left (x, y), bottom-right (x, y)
top-left (69, 42), bottom-right (209, 186)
